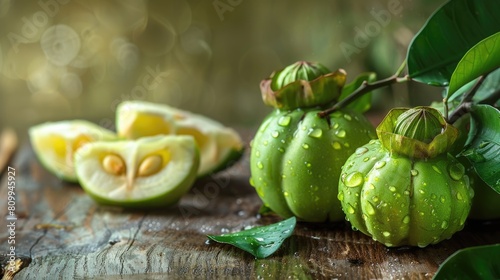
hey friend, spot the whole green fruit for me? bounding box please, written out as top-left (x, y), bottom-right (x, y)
top-left (250, 61), bottom-right (376, 222)
top-left (339, 107), bottom-right (473, 247)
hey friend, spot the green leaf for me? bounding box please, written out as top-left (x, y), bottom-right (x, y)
top-left (446, 79), bottom-right (475, 102)
top-left (433, 244), bottom-right (500, 280)
top-left (472, 67), bottom-right (500, 104)
top-left (207, 217), bottom-right (296, 259)
top-left (446, 68), bottom-right (500, 105)
top-left (460, 104), bottom-right (500, 193)
top-left (338, 72), bottom-right (376, 113)
top-left (407, 0), bottom-right (500, 86)
top-left (447, 32), bottom-right (500, 97)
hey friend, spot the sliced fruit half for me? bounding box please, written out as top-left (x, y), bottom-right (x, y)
top-left (74, 135), bottom-right (199, 208)
top-left (29, 120), bottom-right (117, 182)
top-left (116, 101), bottom-right (244, 177)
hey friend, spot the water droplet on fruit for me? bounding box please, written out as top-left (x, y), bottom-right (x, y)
top-left (375, 161), bottom-right (386, 169)
top-left (343, 114), bottom-right (352, 121)
top-left (372, 196), bottom-right (379, 203)
top-left (302, 143), bottom-right (310, 149)
top-left (263, 140), bottom-right (268, 146)
top-left (456, 192), bottom-right (463, 200)
top-left (440, 196), bottom-right (446, 203)
top-left (389, 186), bottom-right (396, 192)
top-left (347, 204), bottom-right (356, 214)
top-left (417, 242), bottom-right (427, 248)
top-left (284, 191), bottom-right (290, 197)
top-left (257, 162), bottom-right (264, 169)
top-left (365, 202), bottom-right (375, 215)
top-left (441, 220), bottom-right (448, 229)
top-left (432, 165), bottom-right (442, 174)
top-left (355, 147), bottom-right (369, 155)
top-left (332, 141), bottom-right (342, 150)
top-left (402, 215), bottom-right (410, 224)
top-left (255, 151), bottom-right (260, 158)
top-left (249, 177), bottom-right (255, 186)
top-left (344, 142), bottom-right (350, 148)
top-left (382, 231), bottom-right (391, 237)
top-left (338, 191), bottom-right (344, 201)
top-left (308, 128), bottom-right (323, 138)
top-left (336, 130), bottom-right (346, 138)
top-left (278, 116), bottom-right (291, 127)
top-left (305, 162), bottom-right (312, 168)
top-left (411, 169), bottom-right (418, 176)
top-left (333, 123), bottom-right (339, 129)
top-left (345, 172), bottom-right (364, 187)
top-left (256, 186), bottom-right (265, 197)
top-left (448, 163), bottom-right (465, 181)
top-left (271, 131), bottom-right (280, 138)
top-left (278, 147), bottom-right (285, 153)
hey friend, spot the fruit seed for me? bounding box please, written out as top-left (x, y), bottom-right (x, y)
top-left (137, 155), bottom-right (163, 177)
top-left (102, 154), bottom-right (126, 175)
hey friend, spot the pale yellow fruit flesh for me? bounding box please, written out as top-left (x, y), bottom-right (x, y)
top-left (116, 101), bottom-right (243, 177)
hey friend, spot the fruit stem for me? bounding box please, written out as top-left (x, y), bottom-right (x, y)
top-left (447, 102), bottom-right (472, 124)
top-left (318, 71), bottom-right (410, 118)
top-left (443, 98), bottom-right (449, 120)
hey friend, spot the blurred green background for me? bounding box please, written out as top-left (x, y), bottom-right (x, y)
top-left (0, 0), bottom-right (445, 140)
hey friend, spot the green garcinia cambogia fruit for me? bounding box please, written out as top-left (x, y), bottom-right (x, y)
top-left (250, 61), bottom-right (376, 222)
top-left (339, 107), bottom-right (473, 247)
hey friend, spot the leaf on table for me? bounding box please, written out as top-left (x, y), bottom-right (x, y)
top-left (460, 104), bottom-right (500, 193)
top-left (447, 32), bottom-right (500, 98)
top-left (207, 217), bottom-right (296, 259)
top-left (433, 244), bottom-right (500, 280)
top-left (407, 0), bottom-right (500, 86)
top-left (338, 72), bottom-right (376, 113)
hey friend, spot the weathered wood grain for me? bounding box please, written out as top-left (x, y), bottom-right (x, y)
top-left (1, 139), bottom-right (500, 279)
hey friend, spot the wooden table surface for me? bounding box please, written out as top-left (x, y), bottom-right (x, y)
top-left (1, 133), bottom-right (500, 280)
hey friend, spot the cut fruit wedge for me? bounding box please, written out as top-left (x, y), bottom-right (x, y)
top-left (29, 120), bottom-right (117, 182)
top-left (116, 101), bottom-right (244, 177)
top-left (74, 135), bottom-right (199, 208)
